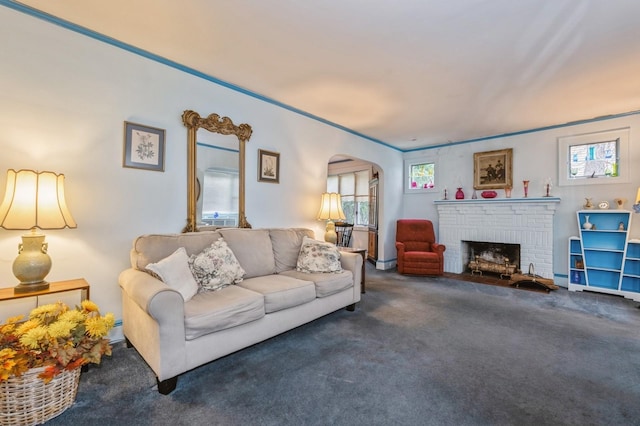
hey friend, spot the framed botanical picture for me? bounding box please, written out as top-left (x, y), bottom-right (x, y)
top-left (123, 121), bottom-right (165, 172)
top-left (473, 148), bottom-right (513, 190)
top-left (258, 149), bottom-right (280, 183)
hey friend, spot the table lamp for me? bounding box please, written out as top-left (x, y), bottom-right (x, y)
top-left (316, 192), bottom-right (345, 243)
top-left (0, 169), bottom-right (77, 293)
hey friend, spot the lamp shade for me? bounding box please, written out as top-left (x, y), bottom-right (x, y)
top-left (0, 169), bottom-right (77, 230)
top-left (316, 192), bottom-right (346, 221)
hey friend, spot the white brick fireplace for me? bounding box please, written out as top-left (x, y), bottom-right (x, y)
top-left (434, 198), bottom-right (560, 279)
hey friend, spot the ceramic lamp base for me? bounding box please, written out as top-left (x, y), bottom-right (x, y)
top-left (12, 232), bottom-right (52, 293)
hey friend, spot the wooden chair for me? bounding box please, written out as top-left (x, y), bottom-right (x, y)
top-left (335, 222), bottom-right (354, 247)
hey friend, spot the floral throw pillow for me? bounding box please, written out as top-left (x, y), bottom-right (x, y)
top-left (296, 236), bottom-right (343, 273)
top-left (188, 238), bottom-right (246, 291)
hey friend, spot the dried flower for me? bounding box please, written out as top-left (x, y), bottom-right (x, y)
top-left (0, 301), bottom-right (113, 383)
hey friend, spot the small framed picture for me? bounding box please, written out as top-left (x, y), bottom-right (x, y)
top-left (258, 149), bottom-right (280, 183)
top-left (123, 121), bottom-right (166, 172)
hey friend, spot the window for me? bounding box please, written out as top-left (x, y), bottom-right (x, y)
top-left (558, 128), bottom-right (629, 186)
top-left (327, 170), bottom-right (370, 226)
top-left (404, 157), bottom-right (438, 193)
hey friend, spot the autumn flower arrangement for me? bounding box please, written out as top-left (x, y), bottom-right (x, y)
top-left (0, 300), bottom-right (114, 383)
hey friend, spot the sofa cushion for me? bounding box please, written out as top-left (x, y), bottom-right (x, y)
top-left (296, 236), bottom-right (343, 273)
top-left (144, 247), bottom-right (199, 302)
top-left (269, 228), bottom-right (315, 273)
top-left (280, 269), bottom-right (354, 298)
top-left (131, 231), bottom-right (223, 270)
top-left (237, 275), bottom-right (316, 313)
top-left (219, 229), bottom-right (277, 278)
top-left (184, 285), bottom-right (265, 340)
top-left (188, 238), bottom-right (246, 291)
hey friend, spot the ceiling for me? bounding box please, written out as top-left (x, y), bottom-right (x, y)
top-left (13, 0), bottom-right (640, 151)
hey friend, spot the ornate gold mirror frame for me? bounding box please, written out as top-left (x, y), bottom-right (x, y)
top-left (182, 110), bottom-right (253, 232)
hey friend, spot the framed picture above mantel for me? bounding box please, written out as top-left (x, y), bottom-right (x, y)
top-left (473, 148), bottom-right (513, 190)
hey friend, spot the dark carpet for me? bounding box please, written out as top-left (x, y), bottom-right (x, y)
top-left (48, 265), bottom-right (640, 426)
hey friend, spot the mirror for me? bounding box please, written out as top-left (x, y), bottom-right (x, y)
top-left (182, 110), bottom-right (252, 232)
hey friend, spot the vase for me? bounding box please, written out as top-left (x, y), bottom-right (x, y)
top-left (584, 198), bottom-right (593, 209)
top-left (0, 366), bottom-right (81, 425)
top-left (505, 187), bottom-right (512, 198)
top-left (572, 270), bottom-right (581, 284)
top-left (523, 180), bottom-right (529, 198)
top-left (455, 187), bottom-right (464, 199)
top-left (582, 215), bottom-right (593, 230)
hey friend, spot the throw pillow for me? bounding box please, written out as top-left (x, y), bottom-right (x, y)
top-left (145, 247), bottom-right (199, 302)
top-left (189, 238), bottom-right (246, 291)
top-left (296, 236), bottom-right (343, 273)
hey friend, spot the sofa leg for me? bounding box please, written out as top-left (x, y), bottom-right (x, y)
top-left (157, 376), bottom-right (178, 395)
top-left (346, 303), bottom-right (356, 312)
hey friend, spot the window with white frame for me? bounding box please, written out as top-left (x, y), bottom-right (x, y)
top-left (327, 170), bottom-right (370, 226)
top-left (558, 128), bottom-right (629, 186)
top-left (404, 157), bottom-right (438, 193)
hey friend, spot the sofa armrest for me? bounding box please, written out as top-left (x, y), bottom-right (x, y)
top-left (340, 251), bottom-right (363, 294)
top-left (119, 268), bottom-right (185, 320)
top-left (118, 268), bottom-right (187, 381)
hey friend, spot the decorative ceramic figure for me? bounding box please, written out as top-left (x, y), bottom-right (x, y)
top-left (582, 215), bottom-right (593, 230)
top-left (443, 188), bottom-right (448, 200)
top-left (584, 198), bottom-right (593, 209)
top-left (523, 180), bottom-right (530, 198)
top-left (472, 190), bottom-right (477, 199)
top-left (619, 222), bottom-right (625, 230)
top-left (614, 198), bottom-right (626, 209)
top-left (455, 187), bottom-right (464, 199)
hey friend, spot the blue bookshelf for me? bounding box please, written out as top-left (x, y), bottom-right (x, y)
top-left (568, 210), bottom-right (640, 301)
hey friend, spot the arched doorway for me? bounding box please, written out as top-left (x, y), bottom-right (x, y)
top-left (327, 155), bottom-right (382, 264)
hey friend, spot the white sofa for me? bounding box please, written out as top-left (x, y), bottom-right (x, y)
top-left (118, 228), bottom-right (362, 394)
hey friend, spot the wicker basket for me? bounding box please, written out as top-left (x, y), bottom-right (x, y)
top-left (0, 367), bottom-right (80, 426)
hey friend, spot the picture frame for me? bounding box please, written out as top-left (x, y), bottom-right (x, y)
top-left (258, 149), bottom-right (280, 183)
top-left (473, 148), bottom-right (513, 190)
top-left (123, 121), bottom-right (165, 172)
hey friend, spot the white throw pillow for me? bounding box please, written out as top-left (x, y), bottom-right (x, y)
top-left (189, 238), bottom-right (246, 291)
top-left (145, 247), bottom-right (199, 302)
top-left (296, 236), bottom-right (343, 273)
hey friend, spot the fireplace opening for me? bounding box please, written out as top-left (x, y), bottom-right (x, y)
top-left (462, 240), bottom-right (521, 278)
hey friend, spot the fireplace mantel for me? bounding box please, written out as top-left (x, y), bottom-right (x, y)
top-left (434, 197), bottom-right (561, 206)
top-left (435, 198), bottom-right (560, 278)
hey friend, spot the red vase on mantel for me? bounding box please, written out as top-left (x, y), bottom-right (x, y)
top-left (455, 187), bottom-right (464, 199)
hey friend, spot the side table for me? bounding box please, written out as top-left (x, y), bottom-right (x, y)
top-left (339, 248), bottom-right (366, 293)
top-left (0, 278), bottom-right (90, 319)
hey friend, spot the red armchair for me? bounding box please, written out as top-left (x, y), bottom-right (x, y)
top-left (395, 219), bottom-right (446, 275)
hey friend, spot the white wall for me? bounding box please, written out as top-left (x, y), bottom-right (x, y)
top-left (0, 8), bottom-right (402, 324)
top-left (403, 115), bottom-right (640, 284)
